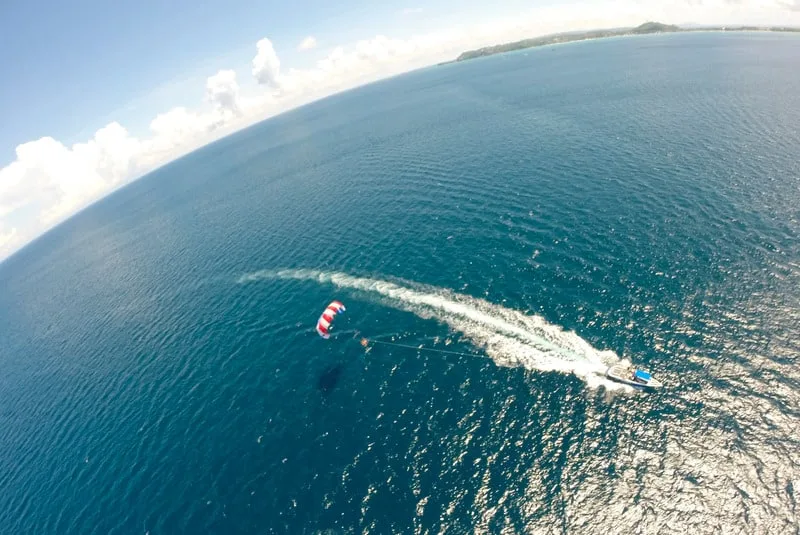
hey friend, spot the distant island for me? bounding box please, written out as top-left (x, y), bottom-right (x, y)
top-left (447, 22), bottom-right (800, 63)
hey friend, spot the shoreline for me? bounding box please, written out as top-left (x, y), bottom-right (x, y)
top-left (443, 22), bottom-right (800, 65)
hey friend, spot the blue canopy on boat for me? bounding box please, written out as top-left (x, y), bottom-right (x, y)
top-left (634, 370), bottom-right (651, 382)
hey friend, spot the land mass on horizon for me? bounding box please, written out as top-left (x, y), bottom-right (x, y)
top-left (448, 22), bottom-right (800, 63)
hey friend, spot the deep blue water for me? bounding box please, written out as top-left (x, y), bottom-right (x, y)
top-left (1, 32), bottom-right (799, 534)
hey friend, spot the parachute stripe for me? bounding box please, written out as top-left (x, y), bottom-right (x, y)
top-left (316, 300), bottom-right (345, 338)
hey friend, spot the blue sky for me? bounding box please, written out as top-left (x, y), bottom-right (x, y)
top-left (1, 0), bottom-right (798, 259)
top-left (1, 0), bottom-right (352, 154)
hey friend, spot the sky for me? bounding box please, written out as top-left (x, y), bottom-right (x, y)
top-left (1, 0), bottom-right (799, 260)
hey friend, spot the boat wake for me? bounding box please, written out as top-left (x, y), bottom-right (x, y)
top-left (239, 268), bottom-right (633, 391)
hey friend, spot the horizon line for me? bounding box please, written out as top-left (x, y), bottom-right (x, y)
top-left (2, 23), bottom-right (798, 265)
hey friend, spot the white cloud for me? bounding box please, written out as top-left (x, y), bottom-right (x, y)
top-left (0, 124), bottom-right (138, 231)
top-left (0, 223), bottom-right (20, 255)
top-left (205, 69), bottom-right (241, 115)
top-left (298, 36), bottom-right (318, 51)
top-left (273, 33), bottom-right (461, 101)
top-left (2, 0), bottom-right (800, 260)
top-left (144, 107), bottom-right (219, 162)
top-left (252, 38), bottom-right (282, 88)
top-left (0, 164), bottom-right (28, 219)
top-left (401, 7), bottom-right (424, 16)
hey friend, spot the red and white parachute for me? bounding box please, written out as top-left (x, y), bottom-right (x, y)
top-left (316, 300), bottom-right (346, 339)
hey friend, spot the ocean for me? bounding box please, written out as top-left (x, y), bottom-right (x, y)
top-left (1, 32), bottom-right (798, 534)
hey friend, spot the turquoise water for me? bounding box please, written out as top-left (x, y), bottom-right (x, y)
top-left (1, 32), bottom-right (799, 534)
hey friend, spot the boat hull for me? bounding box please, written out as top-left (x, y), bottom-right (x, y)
top-left (606, 365), bottom-right (662, 389)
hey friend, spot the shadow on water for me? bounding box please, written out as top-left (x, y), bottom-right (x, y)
top-left (317, 363), bottom-right (345, 395)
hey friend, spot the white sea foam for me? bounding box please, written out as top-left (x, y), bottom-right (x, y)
top-left (239, 268), bottom-right (633, 390)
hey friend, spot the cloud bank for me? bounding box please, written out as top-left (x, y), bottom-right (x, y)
top-left (1, 0), bottom-right (798, 260)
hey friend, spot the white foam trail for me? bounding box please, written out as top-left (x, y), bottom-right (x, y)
top-left (239, 268), bottom-right (632, 391)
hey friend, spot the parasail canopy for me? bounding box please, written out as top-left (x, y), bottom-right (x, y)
top-left (316, 300), bottom-right (346, 338)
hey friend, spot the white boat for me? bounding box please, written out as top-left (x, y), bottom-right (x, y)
top-left (606, 364), bottom-right (662, 389)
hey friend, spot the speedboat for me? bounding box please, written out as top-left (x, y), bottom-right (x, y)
top-left (606, 364), bottom-right (662, 389)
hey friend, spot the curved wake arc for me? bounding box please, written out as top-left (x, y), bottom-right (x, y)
top-left (239, 268), bottom-right (633, 391)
